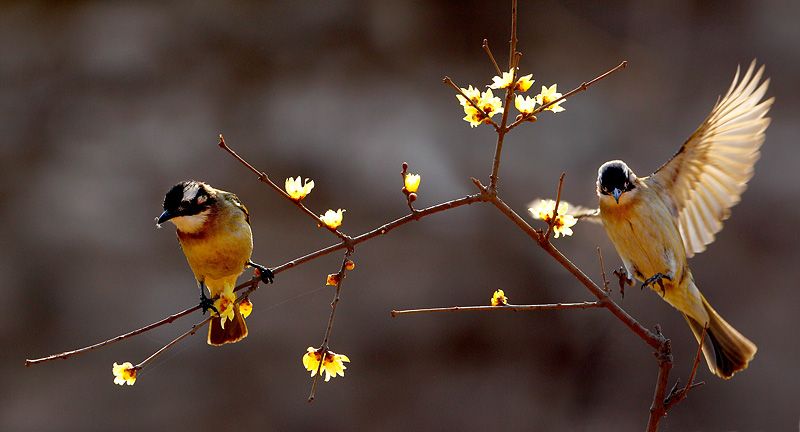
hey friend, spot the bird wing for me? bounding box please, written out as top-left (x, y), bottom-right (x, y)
top-left (528, 199), bottom-right (602, 223)
top-left (649, 61), bottom-right (773, 257)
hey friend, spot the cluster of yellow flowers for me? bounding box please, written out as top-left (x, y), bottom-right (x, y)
top-left (456, 67), bottom-right (565, 127)
top-left (303, 347), bottom-right (350, 382)
top-left (529, 199), bottom-right (577, 238)
top-left (212, 291), bottom-right (253, 329)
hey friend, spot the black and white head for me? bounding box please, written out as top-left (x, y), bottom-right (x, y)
top-left (597, 160), bottom-right (637, 204)
top-left (157, 180), bottom-right (215, 233)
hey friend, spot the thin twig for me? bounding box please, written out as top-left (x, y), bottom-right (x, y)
top-left (488, 52), bottom-right (521, 192)
top-left (218, 135), bottom-right (349, 241)
top-left (483, 39), bottom-right (502, 76)
top-left (392, 301), bottom-right (601, 317)
top-left (308, 252), bottom-right (352, 402)
top-left (507, 61), bottom-right (627, 131)
top-left (487, 193), bottom-right (665, 351)
top-left (25, 304), bottom-right (202, 366)
top-left (664, 325), bottom-right (707, 410)
top-left (507, 0), bottom-right (518, 71)
top-left (135, 317), bottom-right (213, 370)
top-left (647, 329), bottom-right (673, 432)
top-left (544, 172), bottom-right (566, 240)
top-left (598, 248), bottom-right (610, 293)
top-left (442, 77), bottom-right (500, 130)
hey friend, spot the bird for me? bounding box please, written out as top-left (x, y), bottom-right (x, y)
top-left (545, 61), bottom-right (772, 378)
top-left (157, 180), bottom-right (273, 346)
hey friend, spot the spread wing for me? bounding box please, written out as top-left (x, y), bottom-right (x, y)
top-left (650, 61), bottom-right (773, 257)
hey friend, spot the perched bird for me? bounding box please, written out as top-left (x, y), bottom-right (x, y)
top-left (157, 181), bottom-right (273, 346)
top-left (549, 61), bottom-right (772, 378)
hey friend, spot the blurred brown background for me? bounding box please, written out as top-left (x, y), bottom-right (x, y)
top-left (4, 1), bottom-right (799, 431)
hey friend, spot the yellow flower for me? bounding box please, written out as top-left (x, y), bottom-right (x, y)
top-left (303, 347), bottom-right (322, 375)
top-left (326, 273), bottom-right (340, 286)
top-left (478, 88), bottom-right (502, 117)
top-left (529, 199), bottom-right (577, 238)
top-left (285, 176), bottom-right (314, 201)
top-left (303, 347), bottom-right (351, 382)
top-left (457, 87), bottom-right (503, 128)
top-left (344, 259), bottom-right (355, 271)
top-left (491, 289), bottom-right (508, 306)
top-left (240, 297), bottom-right (253, 318)
top-left (112, 362), bottom-right (137, 386)
top-left (535, 84), bottom-right (566, 112)
top-left (456, 85), bottom-right (482, 107)
top-left (462, 106), bottom-right (485, 128)
top-left (404, 173), bottom-right (421, 193)
top-left (489, 68), bottom-right (534, 92)
top-left (319, 209), bottom-right (345, 229)
top-left (515, 73), bottom-right (535, 92)
top-left (322, 351), bottom-right (350, 381)
top-left (213, 291), bottom-right (236, 328)
top-left (514, 95), bottom-right (537, 116)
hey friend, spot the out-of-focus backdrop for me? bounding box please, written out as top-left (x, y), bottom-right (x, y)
top-left (4, 1), bottom-right (798, 430)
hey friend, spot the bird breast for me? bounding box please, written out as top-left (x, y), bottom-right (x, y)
top-left (599, 187), bottom-right (685, 283)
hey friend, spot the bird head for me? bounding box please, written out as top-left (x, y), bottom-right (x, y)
top-left (597, 160), bottom-right (637, 204)
top-left (157, 180), bottom-right (215, 233)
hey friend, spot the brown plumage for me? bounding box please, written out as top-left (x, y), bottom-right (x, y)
top-left (158, 181), bottom-right (254, 346)
top-left (538, 61), bottom-right (771, 378)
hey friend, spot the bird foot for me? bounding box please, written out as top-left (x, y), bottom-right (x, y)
top-left (613, 267), bottom-right (634, 298)
top-left (248, 261), bottom-right (274, 284)
top-left (642, 273), bottom-right (671, 297)
top-left (199, 292), bottom-right (219, 316)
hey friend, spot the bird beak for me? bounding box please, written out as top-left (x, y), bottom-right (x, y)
top-left (612, 188), bottom-right (622, 204)
top-left (157, 210), bottom-right (173, 225)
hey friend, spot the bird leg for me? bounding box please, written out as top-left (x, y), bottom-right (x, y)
top-left (642, 273), bottom-right (671, 297)
top-left (613, 267), bottom-right (634, 298)
top-left (248, 261), bottom-right (275, 284)
top-left (197, 282), bottom-right (219, 315)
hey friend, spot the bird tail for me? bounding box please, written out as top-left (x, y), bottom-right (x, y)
top-left (683, 295), bottom-right (757, 379)
top-left (208, 303), bottom-right (248, 346)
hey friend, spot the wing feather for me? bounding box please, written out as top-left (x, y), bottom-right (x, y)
top-left (650, 60), bottom-right (773, 257)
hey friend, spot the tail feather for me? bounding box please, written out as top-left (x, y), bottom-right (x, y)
top-left (683, 296), bottom-right (757, 379)
top-left (208, 303), bottom-right (248, 346)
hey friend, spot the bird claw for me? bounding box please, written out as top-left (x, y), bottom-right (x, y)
top-left (642, 273), bottom-right (671, 297)
top-left (248, 261), bottom-right (274, 284)
top-left (199, 292), bottom-right (219, 316)
top-left (613, 267), bottom-right (634, 298)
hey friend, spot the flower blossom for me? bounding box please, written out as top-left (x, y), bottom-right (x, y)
top-left (303, 347), bottom-right (351, 382)
top-left (514, 95), bottom-right (538, 116)
top-left (319, 209), bottom-right (345, 229)
top-left (490, 67), bottom-right (534, 92)
top-left (457, 88), bottom-right (502, 127)
top-left (491, 290), bottom-right (508, 306)
top-left (285, 177), bottom-right (314, 201)
top-left (213, 291), bottom-right (237, 328)
top-left (239, 297), bottom-right (253, 318)
top-left (404, 173), bottom-right (421, 193)
top-left (112, 362), bottom-right (137, 386)
top-left (535, 84), bottom-right (566, 113)
top-left (530, 199), bottom-right (577, 238)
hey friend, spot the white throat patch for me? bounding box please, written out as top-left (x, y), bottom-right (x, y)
top-left (170, 208), bottom-right (211, 233)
